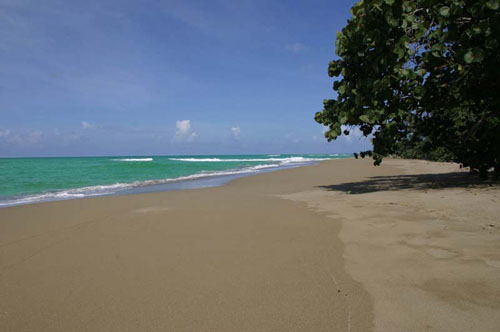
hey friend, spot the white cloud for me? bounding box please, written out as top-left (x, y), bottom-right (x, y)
top-left (176, 120), bottom-right (191, 133)
top-left (0, 129), bottom-right (11, 138)
top-left (341, 125), bottom-right (363, 142)
top-left (81, 121), bottom-right (94, 129)
top-left (230, 126), bottom-right (240, 138)
top-left (0, 129), bottom-right (43, 145)
top-left (174, 120), bottom-right (197, 142)
top-left (286, 42), bottom-right (306, 53)
top-left (25, 131), bottom-right (43, 144)
top-left (313, 125), bottom-right (364, 143)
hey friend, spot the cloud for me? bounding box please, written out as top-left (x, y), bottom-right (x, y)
top-left (313, 125), bottom-right (364, 143)
top-left (0, 129), bottom-right (11, 138)
top-left (81, 121), bottom-right (93, 129)
top-left (286, 42), bottom-right (306, 53)
top-left (230, 126), bottom-right (240, 138)
top-left (24, 131), bottom-right (43, 144)
top-left (0, 129), bottom-right (43, 145)
top-left (174, 120), bottom-right (197, 142)
top-left (81, 121), bottom-right (102, 130)
top-left (341, 125), bottom-right (363, 142)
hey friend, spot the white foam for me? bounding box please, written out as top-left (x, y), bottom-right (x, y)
top-left (170, 156), bottom-right (330, 163)
top-left (0, 163), bottom-right (288, 207)
top-left (250, 164), bottom-right (281, 170)
top-left (0, 154), bottom-right (342, 208)
top-left (113, 158), bottom-right (153, 162)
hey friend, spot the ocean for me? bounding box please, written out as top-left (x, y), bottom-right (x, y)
top-left (0, 154), bottom-right (351, 207)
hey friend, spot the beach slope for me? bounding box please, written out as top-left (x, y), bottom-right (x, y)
top-left (1, 158), bottom-right (499, 331)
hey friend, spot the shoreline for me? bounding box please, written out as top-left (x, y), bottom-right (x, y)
top-left (0, 158), bottom-right (330, 208)
top-left (1, 158), bottom-right (499, 331)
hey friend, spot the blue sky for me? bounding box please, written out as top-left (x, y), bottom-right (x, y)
top-left (0, 0), bottom-right (371, 157)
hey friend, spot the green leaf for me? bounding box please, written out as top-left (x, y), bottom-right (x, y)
top-left (359, 114), bottom-right (374, 124)
top-left (385, 11), bottom-right (398, 27)
top-left (373, 3), bottom-right (383, 12)
top-left (333, 81), bottom-right (341, 91)
top-left (414, 85), bottom-right (425, 96)
top-left (395, 46), bottom-right (405, 58)
top-left (486, 0), bottom-right (499, 10)
top-left (324, 129), bottom-right (338, 141)
top-left (334, 124), bottom-right (342, 136)
top-left (328, 60), bottom-right (342, 77)
top-left (314, 112), bottom-right (323, 124)
top-left (384, 0), bottom-right (395, 5)
top-left (464, 48), bottom-right (484, 63)
top-left (340, 114), bottom-right (348, 124)
top-left (415, 68), bottom-right (426, 77)
top-left (463, 51), bottom-right (474, 63)
top-left (439, 6), bottom-right (450, 17)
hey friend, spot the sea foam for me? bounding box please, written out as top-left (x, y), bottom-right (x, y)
top-left (169, 156), bottom-right (330, 163)
top-left (0, 163), bottom-right (284, 207)
top-left (0, 154), bottom-right (343, 208)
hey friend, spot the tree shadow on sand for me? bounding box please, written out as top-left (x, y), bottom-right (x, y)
top-left (318, 172), bottom-right (499, 195)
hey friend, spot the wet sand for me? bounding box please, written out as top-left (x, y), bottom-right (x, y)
top-left (1, 158), bottom-right (499, 331)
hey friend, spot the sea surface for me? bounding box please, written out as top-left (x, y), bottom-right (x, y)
top-left (0, 154), bottom-right (350, 207)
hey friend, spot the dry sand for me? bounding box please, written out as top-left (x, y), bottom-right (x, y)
top-left (0, 158), bottom-right (499, 331)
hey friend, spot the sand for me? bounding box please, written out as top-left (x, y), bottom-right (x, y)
top-left (1, 158), bottom-right (499, 331)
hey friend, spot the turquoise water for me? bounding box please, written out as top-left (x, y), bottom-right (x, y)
top-left (0, 154), bottom-right (351, 207)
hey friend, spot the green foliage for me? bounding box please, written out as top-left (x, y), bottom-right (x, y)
top-left (315, 0), bottom-right (500, 177)
top-left (395, 139), bottom-right (455, 162)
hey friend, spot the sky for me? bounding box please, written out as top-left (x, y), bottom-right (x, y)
top-left (0, 0), bottom-right (371, 157)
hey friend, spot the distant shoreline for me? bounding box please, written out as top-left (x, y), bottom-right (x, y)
top-left (0, 154), bottom-right (349, 208)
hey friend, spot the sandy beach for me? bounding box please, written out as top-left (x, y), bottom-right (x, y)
top-left (1, 158), bottom-right (499, 332)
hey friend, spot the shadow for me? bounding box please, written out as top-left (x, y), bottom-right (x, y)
top-left (318, 172), bottom-right (499, 194)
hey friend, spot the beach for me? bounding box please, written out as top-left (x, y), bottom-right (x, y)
top-left (1, 158), bottom-right (499, 331)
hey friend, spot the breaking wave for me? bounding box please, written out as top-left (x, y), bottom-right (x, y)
top-left (0, 163), bottom-right (283, 207)
top-left (170, 156), bottom-right (330, 163)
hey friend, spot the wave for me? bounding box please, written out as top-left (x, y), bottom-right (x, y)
top-left (113, 158), bottom-right (153, 162)
top-left (0, 163), bottom-right (284, 207)
top-left (170, 156), bottom-right (330, 163)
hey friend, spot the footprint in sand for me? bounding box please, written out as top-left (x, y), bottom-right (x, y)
top-left (485, 260), bottom-right (500, 268)
top-left (426, 248), bottom-right (458, 259)
top-left (132, 207), bottom-right (170, 214)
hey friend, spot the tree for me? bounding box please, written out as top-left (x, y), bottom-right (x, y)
top-left (315, 0), bottom-right (500, 178)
